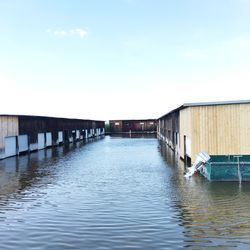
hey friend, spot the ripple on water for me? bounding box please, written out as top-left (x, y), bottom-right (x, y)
top-left (0, 137), bottom-right (250, 249)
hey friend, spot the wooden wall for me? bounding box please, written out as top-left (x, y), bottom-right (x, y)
top-left (19, 116), bottom-right (105, 144)
top-left (180, 104), bottom-right (250, 163)
top-left (179, 108), bottom-right (192, 159)
top-left (0, 116), bottom-right (18, 149)
top-left (158, 110), bottom-right (180, 150)
top-left (109, 120), bottom-right (156, 133)
top-left (109, 120), bottom-right (123, 133)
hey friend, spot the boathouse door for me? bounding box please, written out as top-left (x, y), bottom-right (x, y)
top-left (184, 135), bottom-right (192, 165)
top-left (76, 130), bottom-right (80, 140)
top-left (18, 135), bottom-right (28, 153)
top-left (5, 136), bottom-right (17, 158)
top-left (46, 132), bottom-right (52, 147)
top-left (58, 131), bottom-right (63, 144)
top-left (38, 133), bottom-right (45, 150)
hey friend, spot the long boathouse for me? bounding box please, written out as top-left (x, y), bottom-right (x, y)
top-left (158, 100), bottom-right (250, 181)
top-left (0, 115), bottom-right (105, 160)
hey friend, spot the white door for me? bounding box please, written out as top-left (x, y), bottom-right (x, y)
top-left (76, 130), bottom-right (80, 139)
top-left (5, 136), bottom-right (17, 158)
top-left (18, 135), bottom-right (28, 153)
top-left (46, 132), bottom-right (52, 147)
top-left (58, 131), bottom-right (63, 143)
top-left (185, 136), bottom-right (192, 157)
top-left (38, 133), bottom-right (45, 150)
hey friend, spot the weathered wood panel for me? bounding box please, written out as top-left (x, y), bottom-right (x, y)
top-left (109, 120), bottom-right (156, 133)
top-left (181, 104), bottom-right (250, 163)
top-left (239, 104), bottom-right (250, 152)
top-left (157, 110), bottom-right (180, 150)
top-left (179, 108), bottom-right (192, 160)
top-left (0, 116), bottom-right (18, 149)
top-left (18, 116), bottom-right (105, 145)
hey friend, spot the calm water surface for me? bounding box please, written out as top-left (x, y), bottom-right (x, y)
top-left (0, 136), bottom-right (250, 249)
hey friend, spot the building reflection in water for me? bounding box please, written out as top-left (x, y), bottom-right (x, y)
top-left (0, 141), bottom-right (88, 210)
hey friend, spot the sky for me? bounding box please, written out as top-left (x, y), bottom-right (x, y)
top-left (1, 0), bottom-right (250, 121)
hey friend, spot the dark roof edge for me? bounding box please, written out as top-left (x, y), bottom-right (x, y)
top-left (0, 114), bottom-right (105, 123)
top-left (109, 119), bottom-right (157, 122)
top-left (157, 105), bottom-right (184, 120)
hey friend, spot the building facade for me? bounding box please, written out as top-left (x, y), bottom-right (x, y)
top-left (109, 119), bottom-right (157, 134)
top-left (158, 108), bottom-right (180, 152)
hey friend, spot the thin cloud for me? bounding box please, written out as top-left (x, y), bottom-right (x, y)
top-left (46, 28), bottom-right (88, 38)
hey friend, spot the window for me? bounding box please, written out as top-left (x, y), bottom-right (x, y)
top-left (115, 122), bottom-right (120, 126)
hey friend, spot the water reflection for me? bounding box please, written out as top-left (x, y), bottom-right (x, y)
top-left (159, 142), bottom-right (250, 248)
top-left (0, 137), bottom-right (250, 249)
top-left (0, 140), bottom-right (92, 211)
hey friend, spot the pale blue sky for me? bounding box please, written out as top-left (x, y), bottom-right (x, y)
top-left (1, 0), bottom-right (250, 120)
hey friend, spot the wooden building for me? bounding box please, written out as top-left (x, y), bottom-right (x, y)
top-left (109, 119), bottom-right (157, 134)
top-left (158, 108), bottom-right (180, 152)
top-left (0, 115), bottom-right (105, 160)
top-left (158, 100), bottom-right (250, 164)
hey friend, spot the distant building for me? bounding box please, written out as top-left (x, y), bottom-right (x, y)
top-left (109, 119), bottom-right (157, 134)
top-left (0, 115), bottom-right (105, 160)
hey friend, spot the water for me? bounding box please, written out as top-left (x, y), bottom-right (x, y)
top-left (0, 136), bottom-right (250, 249)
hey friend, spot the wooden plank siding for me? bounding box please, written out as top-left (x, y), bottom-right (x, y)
top-left (0, 116), bottom-right (18, 155)
top-left (179, 104), bottom-right (250, 163)
top-left (109, 119), bottom-right (157, 134)
top-left (179, 108), bottom-right (192, 160)
top-left (157, 110), bottom-right (180, 150)
top-left (18, 116), bottom-right (105, 145)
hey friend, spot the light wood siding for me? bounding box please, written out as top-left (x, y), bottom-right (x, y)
top-left (0, 116), bottom-right (19, 149)
top-left (180, 108), bottom-right (192, 159)
top-left (240, 104), bottom-right (250, 151)
top-left (180, 104), bottom-right (250, 163)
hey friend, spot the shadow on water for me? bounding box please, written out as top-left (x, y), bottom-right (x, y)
top-left (159, 142), bottom-right (250, 249)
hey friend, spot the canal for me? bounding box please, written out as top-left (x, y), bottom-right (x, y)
top-left (0, 136), bottom-right (250, 249)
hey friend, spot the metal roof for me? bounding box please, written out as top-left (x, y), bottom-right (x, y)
top-left (158, 100), bottom-right (250, 120)
top-left (183, 100), bottom-right (250, 107)
top-left (158, 105), bottom-right (183, 120)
